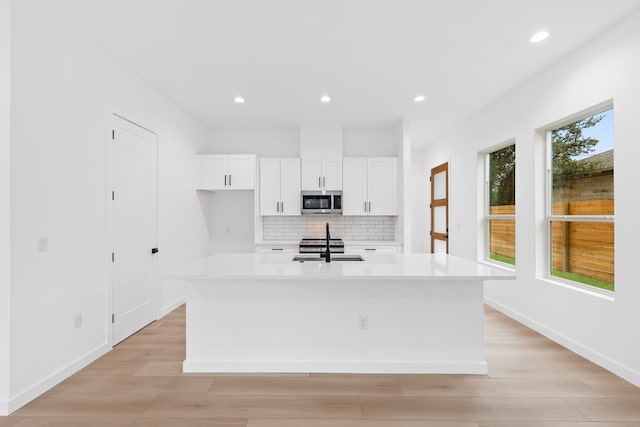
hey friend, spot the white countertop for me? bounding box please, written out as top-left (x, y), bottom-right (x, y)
top-left (165, 253), bottom-right (515, 281)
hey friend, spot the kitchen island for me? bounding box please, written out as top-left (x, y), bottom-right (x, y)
top-left (167, 253), bottom-right (514, 374)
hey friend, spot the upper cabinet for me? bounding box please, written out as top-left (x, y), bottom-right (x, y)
top-left (197, 154), bottom-right (255, 190)
top-left (342, 157), bottom-right (398, 216)
top-left (259, 158), bottom-right (301, 216)
top-left (301, 158), bottom-right (342, 191)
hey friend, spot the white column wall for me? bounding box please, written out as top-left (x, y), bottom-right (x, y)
top-left (0, 0), bottom-right (11, 415)
top-left (417, 10), bottom-right (640, 385)
top-left (7, 1), bottom-right (211, 412)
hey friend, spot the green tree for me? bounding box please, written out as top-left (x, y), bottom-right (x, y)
top-left (552, 114), bottom-right (603, 188)
top-left (489, 144), bottom-right (515, 206)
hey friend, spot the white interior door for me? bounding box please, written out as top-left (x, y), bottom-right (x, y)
top-left (111, 114), bottom-right (158, 345)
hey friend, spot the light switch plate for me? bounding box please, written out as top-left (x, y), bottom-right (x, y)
top-left (37, 237), bottom-right (48, 253)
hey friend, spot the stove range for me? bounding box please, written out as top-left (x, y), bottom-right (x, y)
top-left (299, 238), bottom-right (344, 254)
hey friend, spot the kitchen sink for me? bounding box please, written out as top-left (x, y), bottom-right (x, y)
top-left (292, 255), bottom-right (364, 262)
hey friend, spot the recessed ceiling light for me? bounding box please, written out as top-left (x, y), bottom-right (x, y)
top-left (414, 95), bottom-right (426, 103)
top-left (529, 31), bottom-right (550, 43)
top-left (233, 96), bottom-right (245, 104)
top-left (320, 95), bottom-right (331, 103)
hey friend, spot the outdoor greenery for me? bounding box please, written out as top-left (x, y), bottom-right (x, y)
top-left (489, 145), bottom-right (515, 206)
top-left (551, 270), bottom-right (614, 292)
top-left (490, 253), bottom-right (515, 265)
top-left (551, 113), bottom-right (604, 188)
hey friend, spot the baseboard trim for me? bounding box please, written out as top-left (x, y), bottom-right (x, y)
top-left (7, 343), bottom-right (111, 414)
top-left (183, 359), bottom-right (488, 375)
top-left (485, 296), bottom-right (640, 387)
top-left (0, 399), bottom-right (7, 416)
top-left (158, 296), bottom-right (185, 319)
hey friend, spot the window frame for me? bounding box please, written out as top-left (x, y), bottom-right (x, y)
top-left (483, 141), bottom-right (516, 269)
top-left (544, 106), bottom-right (614, 294)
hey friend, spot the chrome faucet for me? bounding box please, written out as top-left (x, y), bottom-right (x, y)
top-left (325, 222), bottom-right (331, 263)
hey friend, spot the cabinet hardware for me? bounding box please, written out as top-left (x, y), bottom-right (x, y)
top-left (318, 177), bottom-right (321, 188)
top-left (224, 175), bottom-right (227, 186)
top-left (151, 248), bottom-right (159, 254)
top-left (281, 201), bottom-right (284, 212)
top-left (364, 202), bottom-right (367, 212)
top-left (365, 248), bottom-right (377, 251)
top-left (229, 175), bottom-right (232, 186)
top-left (323, 177), bottom-right (325, 187)
top-left (276, 201), bottom-right (280, 212)
top-left (368, 201), bottom-right (371, 212)
top-left (272, 248), bottom-right (283, 251)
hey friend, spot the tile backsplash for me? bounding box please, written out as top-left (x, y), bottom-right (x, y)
top-left (263, 215), bottom-right (396, 241)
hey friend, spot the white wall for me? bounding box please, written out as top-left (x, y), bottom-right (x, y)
top-left (416, 10), bottom-right (640, 385)
top-left (410, 147), bottom-right (428, 253)
top-left (6, 1), bottom-right (211, 413)
top-left (343, 128), bottom-right (397, 157)
top-left (0, 0), bottom-right (11, 414)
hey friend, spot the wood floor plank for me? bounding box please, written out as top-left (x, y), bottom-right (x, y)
top-left (206, 375), bottom-right (404, 396)
top-left (247, 419), bottom-right (479, 427)
top-left (142, 394), bottom-right (363, 419)
top-left (565, 398), bottom-right (640, 421)
top-left (360, 396), bottom-right (589, 421)
top-left (477, 422), bottom-right (640, 427)
top-left (397, 377), bottom-right (604, 398)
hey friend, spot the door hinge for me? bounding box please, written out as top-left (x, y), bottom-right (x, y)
top-left (429, 176), bottom-right (432, 182)
top-left (429, 203), bottom-right (432, 209)
top-left (112, 313), bottom-right (115, 324)
top-left (430, 230), bottom-right (432, 236)
top-left (112, 130), bottom-right (115, 140)
top-left (111, 252), bottom-right (115, 262)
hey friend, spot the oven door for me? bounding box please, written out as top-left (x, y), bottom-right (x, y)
top-left (301, 193), bottom-right (332, 213)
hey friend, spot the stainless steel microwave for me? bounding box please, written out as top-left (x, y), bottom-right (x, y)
top-left (301, 191), bottom-right (342, 214)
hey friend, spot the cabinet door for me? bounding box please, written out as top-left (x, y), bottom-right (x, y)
top-left (259, 158), bottom-right (281, 216)
top-left (280, 158), bottom-right (301, 215)
top-left (321, 159), bottom-right (342, 190)
top-left (342, 158), bottom-right (368, 215)
top-left (301, 159), bottom-right (322, 190)
top-left (367, 157), bottom-right (398, 215)
top-left (228, 155), bottom-right (255, 189)
top-left (200, 155), bottom-right (228, 190)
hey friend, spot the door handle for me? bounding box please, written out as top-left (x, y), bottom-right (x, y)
top-left (151, 248), bottom-right (159, 254)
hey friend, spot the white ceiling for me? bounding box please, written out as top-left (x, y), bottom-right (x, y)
top-left (50, 0), bottom-right (640, 146)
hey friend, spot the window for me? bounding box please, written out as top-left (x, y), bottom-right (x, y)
top-left (485, 143), bottom-right (516, 266)
top-left (548, 108), bottom-right (614, 292)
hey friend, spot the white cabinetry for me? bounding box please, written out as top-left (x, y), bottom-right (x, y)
top-left (197, 154), bottom-right (255, 190)
top-left (342, 157), bottom-right (397, 215)
top-left (255, 244), bottom-right (297, 253)
top-left (345, 245), bottom-right (398, 255)
top-left (259, 158), bottom-right (301, 216)
top-left (301, 159), bottom-right (342, 191)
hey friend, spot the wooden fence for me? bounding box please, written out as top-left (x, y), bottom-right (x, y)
top-left (489, 205), bottom-right (515, 260)
top-left (551, 199), bottom-right (614, 283)
top-left (490, 200), bottom-right (614, 283)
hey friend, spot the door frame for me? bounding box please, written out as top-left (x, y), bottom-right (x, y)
top-left (106, 109), bottom-right (159, 347)
top-left (430, 161), bottom-right (449, 254)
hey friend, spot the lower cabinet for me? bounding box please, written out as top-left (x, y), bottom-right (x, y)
top-left (255, 245), bottom-right (297, 254)
top-left (344, 245), bottom-right (398, 255)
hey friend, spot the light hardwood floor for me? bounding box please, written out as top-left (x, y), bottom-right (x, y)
top-left (2, 305), bottom-right (640, 426)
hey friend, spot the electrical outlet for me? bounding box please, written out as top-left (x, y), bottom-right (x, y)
top-left (358, 315), bottom-right (368, 330)
top-left (73, 314), bottom-right (82, 329)
top-left (37, 237), bottom-right (48, 253)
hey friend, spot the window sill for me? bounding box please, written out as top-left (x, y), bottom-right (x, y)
top-left (539, 276), bottom-right (615, 302)
top-left (479, 260), bottom-right (516, 273)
